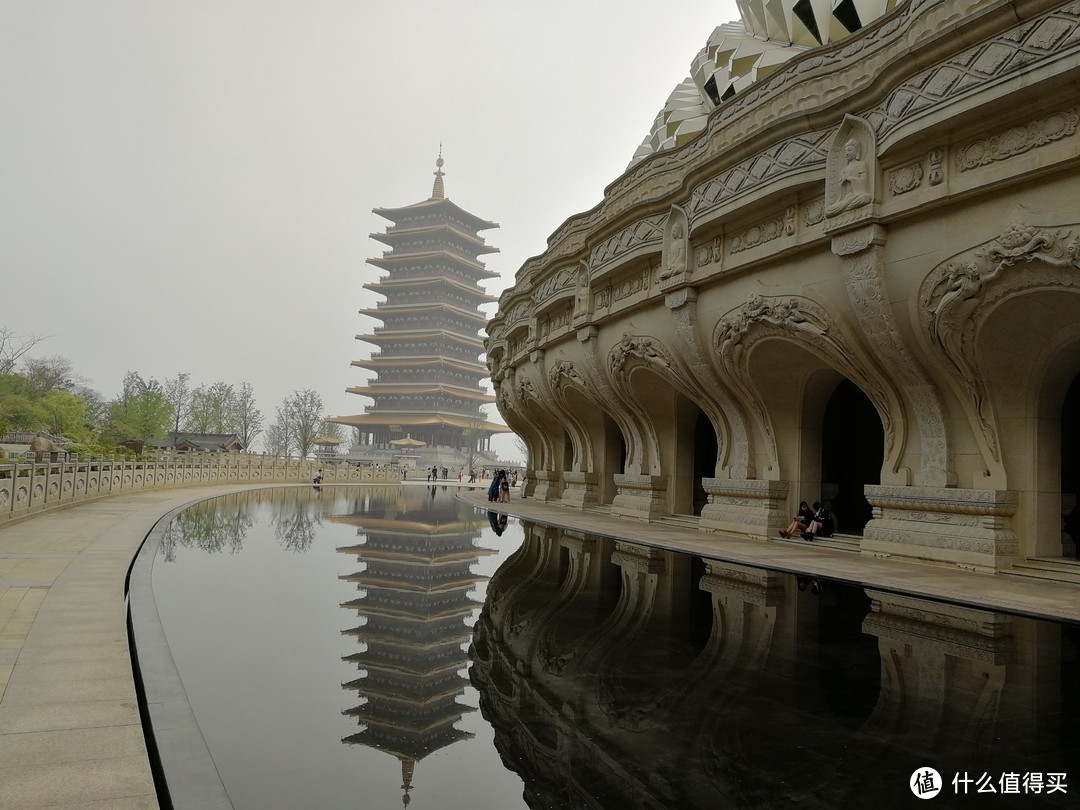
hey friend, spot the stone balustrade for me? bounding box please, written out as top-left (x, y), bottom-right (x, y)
top-left (0, 454), bottom-right (403, 525)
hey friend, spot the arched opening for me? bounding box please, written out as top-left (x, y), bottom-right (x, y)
top-left (562, 431), bottom-right (574, 472)
top-left (602, 413), bottom-right (625, 506)
top-left (1062, 374), bottom-right (1080, 558)
top-left (821, 380), bottom-right (883, 535)
top-left (693, 409), bottom-right (718, 516)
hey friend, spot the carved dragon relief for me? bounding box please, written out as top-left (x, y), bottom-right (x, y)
top-left (712, 294), bottom-right (899, 474)
top-left (919, 216), bottom-right (1080, 465)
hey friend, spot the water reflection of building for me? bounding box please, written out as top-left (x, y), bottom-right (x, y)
top-left (335, 488), bottom-right (496, 806)
top-left (471, 522), bottom-right (1076, 808)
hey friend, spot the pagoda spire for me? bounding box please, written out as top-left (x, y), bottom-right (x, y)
top-left (401, 757), bottom-right (415, 806)
top-left (430, 148), bottom-right (445, 200)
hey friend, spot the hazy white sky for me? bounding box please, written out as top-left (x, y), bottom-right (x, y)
top-left (0, 1), bottom-right (739, 456)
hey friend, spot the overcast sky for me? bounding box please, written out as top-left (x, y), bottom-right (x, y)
top-left (0, 1), bottom-right (739, 457)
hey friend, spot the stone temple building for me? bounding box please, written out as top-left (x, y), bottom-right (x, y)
top-left (486, 0), bottom-right (1080, 576)
top-left (334, 157), bottom-right (510, 467)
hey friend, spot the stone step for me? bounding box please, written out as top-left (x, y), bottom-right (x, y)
top-left (1003, 559), bottom-right (1080, 586)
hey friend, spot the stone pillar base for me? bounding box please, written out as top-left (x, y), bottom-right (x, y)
top-left (699, 478), bottom-right (789, 538)
top-left (530, 469), bottom-right (564, 503)
top-left (862, 485), bottom-right (1019, 572)
top-left (560, 471), bottom-right (598, 509)
top-left (611, 474), bottom-right (668, 522)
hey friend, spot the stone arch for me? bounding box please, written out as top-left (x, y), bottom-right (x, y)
top-left (713, 294), bottom-right (902, 487)
top-left (548, 359), bottom-right (625, 504)
top-left (919, 214), bottom-right (1080, 487)
top-left (983, 292), bottom-right (1080, 557)
top-left (607, 334), bottom-right (725, 515)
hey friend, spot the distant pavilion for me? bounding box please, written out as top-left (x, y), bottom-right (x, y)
top-left (332, 155), bottom-right (511, 457)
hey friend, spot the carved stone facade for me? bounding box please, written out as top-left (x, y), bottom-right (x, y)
top-left (487, 0), bottom-right (1080, 571)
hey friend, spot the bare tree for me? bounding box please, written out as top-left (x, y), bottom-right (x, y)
top-left (0, 327), bottom-right (48, 376)
top-left (284, 389), bottom-right (324, 459)
top-left (188, 381), bottom-right (233, 433)
top-left (163, 373), bottom-right (193, 439)
top-left (232, 382), bottom-right (263, 448)
top-left (264, 417), bottom-right (292, 458)
top-left (20, 355), bottom-right (85, 397)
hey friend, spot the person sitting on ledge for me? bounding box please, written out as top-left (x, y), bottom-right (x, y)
top-left (802, 502), bottom-right (832, 542)
top-left (780, 501), bottom-right (814, 538)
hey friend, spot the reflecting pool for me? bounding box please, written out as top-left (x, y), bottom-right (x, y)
top-left (150, 486), bottom-right (1077, 809)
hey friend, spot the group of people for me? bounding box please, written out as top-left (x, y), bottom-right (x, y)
top-left (780, 500), bottom-right (834, 542)
top-left (487, 469), bottom-right (512, 503)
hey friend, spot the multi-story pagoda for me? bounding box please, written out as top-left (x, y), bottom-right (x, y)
top-left (335, 488), bottom-right (496, 806)
top-left (334, 156), bottom-right (510, 457)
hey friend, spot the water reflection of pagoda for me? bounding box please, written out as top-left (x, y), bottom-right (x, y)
top-left (335, 488), bottom-right (496, 806)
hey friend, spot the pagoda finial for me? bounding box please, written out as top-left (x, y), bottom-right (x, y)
top-left (401, 757), bottom-right (415, 807)
top-left (431, 146), bottom-right (445, 200)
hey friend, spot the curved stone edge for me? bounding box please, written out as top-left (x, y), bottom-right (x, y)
top-left (126, 493), bottom-right (244, 810)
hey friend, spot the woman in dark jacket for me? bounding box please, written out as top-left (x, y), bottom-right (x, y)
top-left (779, 501), bottom-right (814, 538)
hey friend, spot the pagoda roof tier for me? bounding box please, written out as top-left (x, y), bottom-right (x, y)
top-left (340, 573), bottom-right (484, 592)
top-left (344, 629), bottom-right (472, 648)
top-left (329, 412), bottom-right (513, 433)
top-left (373, 196), bottom-right (497, 232)
top-left (336, 552), bottom-right (494, 565)
top-left (333, 522), bottom-right (488, 538)
top-left (353, 356), bottom-right (489, 375)
top-left (336, 546), bottom-right (496, 562)
top-left (367, 251), bottom-right (499, 280)
top-left (342, 682), bottom-right (471, 708)
top-left (344, 703), bottom-right (475, 732)
top-left (358, 301), bottom-right (489, 325)
top-left (341, 652), bottom-right (468, 677)
top-left (346, 383), bottom-right (495, 402)
top-left (341, 728), bottom-right (474, 761)
top-left (340, 600), bottom-right (480, 620)
top-left (355, 328), bottom-right (485, 349)
top-left (364, 275), bottom-right (497, 303)
top-left (371, 222), bottom-right (499, 256)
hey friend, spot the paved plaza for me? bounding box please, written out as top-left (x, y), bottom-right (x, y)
top-left (0, 484), bottom-right (1077, 807)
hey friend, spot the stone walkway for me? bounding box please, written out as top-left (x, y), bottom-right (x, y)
top-left (0, 485), bottom-right (283, 810)
top-left (1, 483), bottom-right (1077, 809)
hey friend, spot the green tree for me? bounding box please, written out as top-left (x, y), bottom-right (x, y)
top-left (37, 390), bottom-right (89, 438)
top-left (105, 372), bottom-right (171, 444)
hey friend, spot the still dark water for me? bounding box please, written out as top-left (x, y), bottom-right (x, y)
top-left (151, 486), bottom-right (1078, 809)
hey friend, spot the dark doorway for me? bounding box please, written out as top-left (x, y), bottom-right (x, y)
top-left (693, 409), bottom-right (717, 516)
top-left (1062, 374), bottom-right (1080, 557)
top-left (821, 380), bottom-right (883, 534)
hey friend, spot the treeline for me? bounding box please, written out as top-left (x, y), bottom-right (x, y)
top-left (0, 328), bottom-right (342, 457)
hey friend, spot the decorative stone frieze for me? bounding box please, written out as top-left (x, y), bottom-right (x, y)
top-left (699, 478), bottom-right (789, 538)
top-left (958, 108), bottom-right (1079, 172)
top-left (591, 214), bottom-right (667, 274)
top-left (862, 485), bottom-right (1018, 571)
top-left (612, 474), bottom-right (669, 522)
top-left (729, 209), bottom-right (792, 254)
top-left (887, 161), bottom-right (923, 196)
